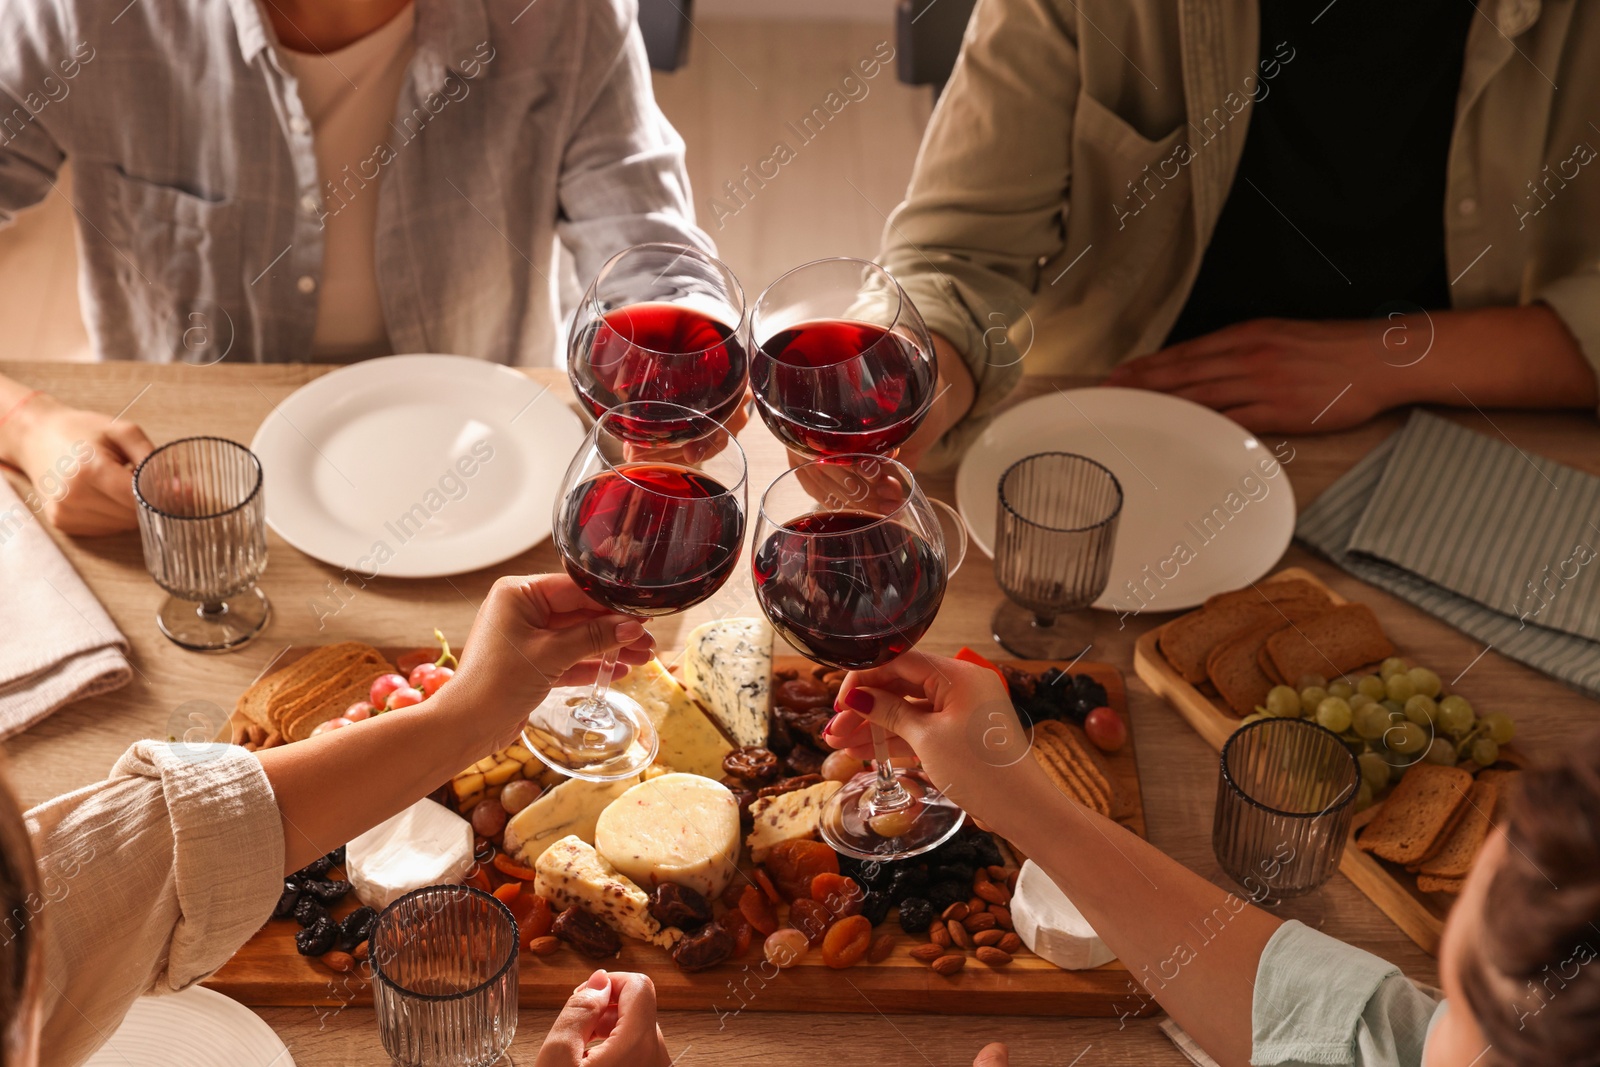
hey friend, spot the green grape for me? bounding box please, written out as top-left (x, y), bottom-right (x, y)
top-left (1438, 701), bottom-right (1475, 738)
top-left (1357, 674), bottom-right (1388, 700)
top-left (1423, 737), bottom-right (1456, 766)
top-left (1404, 694), bottom-right (1439, 726)
top-left (1471, 737), bottom-right (1501, 766)
top-left (1265, 685), bottom-right (1301, 718)
top-left (1300, 686), bottom-right (1329, 715)
top-left (1295, 673), bottom-right (1327, 691)
top-left (1354, 705), bottom-right (1391, 740)
top-left (1482, 712), bottom-right (1516, 745)
top-left (1348, 692), bottom-right (1375, 713)
top-left (1385, 673), bottom-right (1418, 703)
top-left (1381, 699), bottom-right (1405, 718)
top-left (1241, 712), bottom-right (1267, 725)
top-left (1315, 697), bottom-right (1353, 734)
top-left (1327, 680), bottom-right (1355, 700)
top-left (1355, 779), bottom-right (1374, 812)
top-left (1389, 721), bottom-right (1429, 755)
top-left (1357, 751), bottom-right (1390, 792)
top-left (1379, 656), bottom-right (1409, 680)
top-left (1407, 667), bottom-right (1442, 698)
top-left (1438, 694), bottom-right (1474, 721)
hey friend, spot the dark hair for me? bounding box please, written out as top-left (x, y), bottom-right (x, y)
top-left (1459, 730), bottom-right (1600, 1067)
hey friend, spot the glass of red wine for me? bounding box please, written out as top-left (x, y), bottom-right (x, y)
top-left (568, 243), bottom-right (748, 444)
top-left (749, 258), bottom-right (936, 459)
top-left (531, 401), bottom-right (748, 781)
top-left (752, 454), bottom-right (968, 860)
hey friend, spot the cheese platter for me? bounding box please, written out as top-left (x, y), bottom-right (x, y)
top-left (208, 623), bottom-right (1155, 1018)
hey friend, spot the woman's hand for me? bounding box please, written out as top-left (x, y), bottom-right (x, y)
top-left (823, 652), bottom-right (1049, 825)
top-left (535, 970), bottom-right (671, 1067)
top-left (449, 574), bottom-right (656, 751)
top-left (973, 1043), bottom-right (1009, 1067)
top-left (0, 390), bottom-right (154, 535)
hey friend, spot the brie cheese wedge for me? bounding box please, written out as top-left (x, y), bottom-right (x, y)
top-left (1010, 859), bottom-right (1115, 970)
top-left (345, 798), bottom-right (474, 911)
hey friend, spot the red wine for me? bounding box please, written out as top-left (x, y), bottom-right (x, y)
top-left (571, 303), bottom-right (748, 442)
top-left (557, 465), bottom-right (744, 617)
top-left (752, 320), bottom-right (934, 457)
top-left (752, 510), bottom-right (945, 670)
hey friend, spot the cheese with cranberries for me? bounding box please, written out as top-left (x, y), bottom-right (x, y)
top-left (503, 775), bottom-right (639, 863)
top-left (745, 779), bottom-right (843, 862)
top-left (534, 835), bottom-right (676, 948)
top-left (681, 617), bottom-right (772, 748)
top-left (595, 773), bottom-right (740, 900)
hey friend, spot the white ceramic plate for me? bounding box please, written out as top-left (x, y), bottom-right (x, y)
top-left (955, 387), bottom-right (1296, 614)
top-left (84, 985), bottom-right (293, 1066)
top-left (252, 355), bottom-right (585, 578)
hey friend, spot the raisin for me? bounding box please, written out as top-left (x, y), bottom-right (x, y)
top-left (339, 906), bottom-right (377, 951)
top-left (649, 883), bottom-right (713, 932)
top-left (887, 867), bottom-right (929, 902)
top-left (764, 839), bottom-right (839, 900)
top-left (295, 915), bottom-right (339, 957)
top-left (672, 921), bottom-right (736, 972)
top-left (782, 745), bottom-right (825, 777)
top-left (292, 895), bottom-right (329, 929)
top-left (297, 854), bottom-right (334, 879)
top-left (788, 898), bottom-right (832, 946)
top-left (896, 897), bottom-right (934, 934)
top-left (775, 677), bottom-right (831, 710)
top-left (756, 774), bottom-right (824, 802)
top-left (723, 746), bottom-right (781, 784)
top-left (859, 890), bottom-right (892, 927)
top-left (821, 915), bottom-right (873, 968)
top-left (302, 878), bottom-right (353, 904)
top-left (325, 845), bottom-right (347, 867)
top-left (926, 882), bottom-right (968, 911)
top-left (929, 863), bottom-right (976, 888)
top-left (552, 906), bottom-right (620, 959)
top-left (970, 834), bottom-right (1004, 870)
top-left (273, 879), bottom-right (303, 920)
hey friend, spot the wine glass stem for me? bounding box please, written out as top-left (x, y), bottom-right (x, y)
top-left (575, 649), bottom-right (622, 732)
top-left (867, 723), bottom-right (912, 813)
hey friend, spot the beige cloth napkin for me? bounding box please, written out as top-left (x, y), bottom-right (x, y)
top-left (0, 477), bottom-right (132, 737)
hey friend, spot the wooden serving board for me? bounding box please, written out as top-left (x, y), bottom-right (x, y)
top-left (208, 654), bottom-right (1153, 1017)
top-left (1133, 566), bottom-right (1465, 955)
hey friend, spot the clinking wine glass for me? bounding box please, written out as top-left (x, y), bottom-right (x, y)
top-left (531, 402), bottom-right (748, 781)
top-left (752, 455), bottom-right (967, 860)
top-left (749, 257), bottom-right (936, 458)
top-left (568, 242), bottom-right (748, 443)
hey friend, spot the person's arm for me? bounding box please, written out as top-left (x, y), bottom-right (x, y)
top-left (879, 0), bottom-right (1080, 469)
top-left (1104, 304), bottom-right (1600, 432)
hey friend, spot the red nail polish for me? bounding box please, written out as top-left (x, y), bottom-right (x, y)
top-left (844, 688), bottom-right (873, 713)
top-left (823, 712), bottom-right (842, 735)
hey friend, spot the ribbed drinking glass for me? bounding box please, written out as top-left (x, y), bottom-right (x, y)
top-left (132, 436), bottom-right (270, 651)
top-left (372, 885), bottom-right (519, 1067)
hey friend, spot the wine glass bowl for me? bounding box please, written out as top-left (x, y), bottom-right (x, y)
top-left (750, 258), bottom-right (936, 458)
top-left (568, 243), bottom-right (748, 443)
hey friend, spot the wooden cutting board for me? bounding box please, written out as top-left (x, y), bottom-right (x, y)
top-left (207, 655), bottom-right (1153, 1017)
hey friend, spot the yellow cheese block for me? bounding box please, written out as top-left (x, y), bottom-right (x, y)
top-left (595, 773), bottom-right (740, 901)
top-left (612, 659), bottom-right (733, 779)
top-left (503, 774), bottom-right (640, 863)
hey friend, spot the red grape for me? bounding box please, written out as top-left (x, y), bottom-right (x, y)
top-left (344, 701), bottom-right (374, 722)
top-left (420, 666), bottom-right (453, 697)
top-left (370, 673), bottom-right (408, 707)
top-left (1084, 707), bottom-right (1127, 752)
top-left (408, 663), bottom-right (440, 689)
top-left (386, 687), bottom-right (424, 710)
top-left (311, 717), bottom-right (352, 736)
top-left (471, 800), bottom-right (508, 837)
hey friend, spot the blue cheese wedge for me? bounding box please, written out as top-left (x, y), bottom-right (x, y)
top-left (502, 775), bottom-right (639, 863)
top-left (681, 617), bottom-right (773, 748)
top-left (745, 779), bottom-right (844, 862)
top-left (611, 659), bottom-right (733, 778)
top-left (534, 835), bottom-right (676, 948)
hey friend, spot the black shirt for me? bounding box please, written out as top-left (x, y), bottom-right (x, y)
top-left (1167, 0), bottom-right (1475, 344)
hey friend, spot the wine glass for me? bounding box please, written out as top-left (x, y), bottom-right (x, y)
top-left (752, 454), bottom-right (967, 860)
top-left (529, 402), bottom-right (748, 781)
top-left (749, 257), bottom-right (936, 458)
top-left (568, 242), bottom-right (748, 443)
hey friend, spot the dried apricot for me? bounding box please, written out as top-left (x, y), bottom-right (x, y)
top-left (463, 864), bottom-right (494, 894)
top-left (738, 884), bottom-right (779, 936)
top-left (492, 882), bottom-right (522, 906)
top-left (765, 839), bottom-right (839, 900)
top-left (492, 854), bottom-right (539, 881)
top-left (754, 868), bottom-right (781, 905)
top-left (788, 897), bottom-right (832, 946)
top-left (821, 915), bottom-right (872, 969)
top-left (722, 907), bottom-right (753, 957)
top-left (810, 873), bottom-right (863, 919)
top-left (518, 894), bottom-right (554, 945)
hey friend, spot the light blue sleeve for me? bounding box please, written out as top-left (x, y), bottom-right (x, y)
top-left (1252, 921), bottom-right (1447, 1067)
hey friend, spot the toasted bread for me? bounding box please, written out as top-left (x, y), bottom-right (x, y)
top-left (1257, 645), bottom-right (1284, 685)
top-left (1358, 763), bottom-right (1472, 866)
top-left (1206, 621), bottom-right (1288, 715)
top-left (1204, 579), bottom-right (1333, 612)
top-left (1415, 874), bottom-right (1464, 895)
top-left (279, 655), bottom-right (389, 741)
top-left (1264, 604), bottom-right (1395, 686)
top-left (1159, 602), bottom-right (1283, 684)
top-left (1417, 774), bottom-right (1504, 879)
top-left (235, 644), bottom-right (358, 730)
top-left (264, 643), bottom-right (384, 734)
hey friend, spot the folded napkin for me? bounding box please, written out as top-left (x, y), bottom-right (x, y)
top-left (1298, 410), bottom-right (1600, 699)
top-left (0, 477), bottom-right (133, 737)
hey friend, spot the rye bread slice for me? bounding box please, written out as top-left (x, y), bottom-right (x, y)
top-left (1417, 774), bottom-right (1504, 879)
top-left (1205, 579), bottom-right (1332, 612)
top-left (235, 644), bottom-right (357, 731)
top-left (1159, 602), bottom-right (1283, 684)
top-left (1257, 645), bottom-right (1284, 685)
top-left (1206, 621), bottom-right (1288, 715)
top-left (1415, 874), bottom-right (1464, 895)
top-left (1358, 763), bottom-right (1472, 865)
top-left (284, 675), bottom-right (380, 742)
top-left (1265, 604), bottom-right (1396, 684)
top-left (280, 654), bottom-right (392, 741)
top-left (264, 643), bottom-right (385, 733)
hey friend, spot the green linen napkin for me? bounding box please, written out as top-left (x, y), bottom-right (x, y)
top-left (1296, 410), bottom-right (1600, 699)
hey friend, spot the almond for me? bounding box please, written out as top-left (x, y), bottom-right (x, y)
top-left (998, 933), bottom-right (1024, 954)
top-left (975, 880), bottom-right (1011, 906)
top-left (941, 901), bottom-right (969, 923)
top-left (948, 919), bottom-right (971, 949)
top-left (929, 920), bottom-right (951, 948)
top-left (529, 936), bottom-right (561, 957)
top-left (964, 911), bottom-right (997, 932)
top-left (353, 940), bottom-right (370, 961)
top-left (910, 942), bottom-right (945, 962)
top-left (930, 954), bottom-right (966, 976)
top-left (972, 929), bottom-right (1005, 947)
top-left (321, 951), bottom-right (355, 973)
top-left (967, 896), bottom-right (986, 914)
top-left (988, 904), bottom-right (1013, 931)
top-left (986, 865), bottom-right (1009, 881)
top-left (975, 946), bottom-right (1013, 966)
top-left (868, 933), bottom-right (895, 964)
top-left (1007, 869), bottom-right (1020, 894)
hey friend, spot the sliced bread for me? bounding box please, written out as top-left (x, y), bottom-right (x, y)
top-left (1206, 620), bottom-right (1290, 715)
top-left (1205, 579), bottom-right (1332, 612)
top-left (1417, 774), bottom-right (1505, 879)
top-left (1358, 763), bottom-right (1472, 866)
top-left (1264, 604), bottom-right (1395, 684)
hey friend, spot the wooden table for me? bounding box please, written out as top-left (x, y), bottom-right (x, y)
top-left (5, 360), bottom-right (1597, 1066)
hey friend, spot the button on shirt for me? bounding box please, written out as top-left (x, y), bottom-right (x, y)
top-left (0, 0), bottom-right (712, 364)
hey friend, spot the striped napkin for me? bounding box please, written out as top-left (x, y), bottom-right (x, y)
top-left (1297, 410), bottom-right (1600, 698)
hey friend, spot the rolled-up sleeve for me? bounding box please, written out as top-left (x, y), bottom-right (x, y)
top-left (24, 741), bottom-right (284, 1067)
top-left (1536, 270), bottom-right (1600, 414)
top-left (1251, 921), bottom-right (1445, 1067)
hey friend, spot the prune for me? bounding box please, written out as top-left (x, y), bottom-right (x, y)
top-left (552, 906), bottom-right (620, 959)
top-left (930, 837), bottom-right (977, 866)
top-left (887, 867), bottom-right (929, 903)
top-left (302, 878), bottom-right (353, 903)
top-left (929, 863), bottom-right (976, 888)
top-left (295, 915), bottom-right (339, 956)
top-left (648, 883), bottom-right (713, 932)
top-left (339, 906), bottom-right (378, 951)
top-left (926, 881), bottom-right (968, 911)
top-left (273, 879), bottom-right (303, 920)
top-left (840, 854), bottom-right (895, 890)
top-left (782, 745), bottom-right (824, 777)
top-left (672, 921), bottom-right (735, 972)
top-left (1073, 673), bottom-right (1108, 706)
top-left (298, 854), bottom-right (334, 879)
top-left (729, 786), bottom-right (758, 832)
top-left (859, 890), bottom-right (892, 926)
top-left (292, 895), bottom-right (329, 928)
top-left (896, 897), bottom-right (934, 934)
top-left (775, 677), bottom-right (831, 710)
top-left (1001, 665), bottom-right (1035, 701)
top-left (970, 833), bottom-right (1004, 870)
top-left (775, 705), bottom-right (832, 749)
top-left (756, 774), bottom-right (823, 801)
top-left (325, 845), bottom-right (347, 867)
top-left (723, 746), bottom-right (781, 784)
top-left (765, 716), bottom-right (795, 757)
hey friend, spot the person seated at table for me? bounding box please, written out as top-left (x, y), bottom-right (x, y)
top-left (0, 0), bottom-right (710, 532)
top-left (886, 0), bottom-right (1600, 470)
top-left (824, 654), bottom-right (1600, 1067)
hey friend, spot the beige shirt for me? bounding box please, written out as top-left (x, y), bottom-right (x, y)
top-left (25, 743), bottom-right (284, 1067)
top-left (881, 0), bottom-right (1600, 468)
top-left (276, 5), bottom-right (418, 361)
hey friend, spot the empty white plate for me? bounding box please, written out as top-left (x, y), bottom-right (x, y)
top-left (84, 985), bottom-right (293, 1066)
top-left (252, 355), bottom-right (585, 578)
top-left (955, 387), bottom-right (1296, 614)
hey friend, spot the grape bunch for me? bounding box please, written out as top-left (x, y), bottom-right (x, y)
top-left (1244, 656), bottom-right (1514, 811)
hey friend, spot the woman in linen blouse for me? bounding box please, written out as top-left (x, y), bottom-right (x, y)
top-left (824, 654), bottom-right (1600, 1067)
